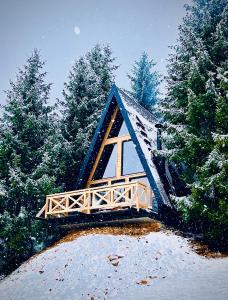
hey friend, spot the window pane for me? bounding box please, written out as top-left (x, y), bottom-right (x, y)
top-left (108, 119), bottom-right (130, 138)
top-left (122, 141), bottom-right (144, 175)
top-left (118, 121), bottom-right (129, 136)
top-left (93, 144), bottom-right (117, 180)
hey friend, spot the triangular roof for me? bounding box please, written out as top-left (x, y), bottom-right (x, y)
top-left (76, 84), bottom-right (171, 212)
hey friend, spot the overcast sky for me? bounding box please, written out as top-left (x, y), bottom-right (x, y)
top-left (0, 0), bottom-right (190, 106)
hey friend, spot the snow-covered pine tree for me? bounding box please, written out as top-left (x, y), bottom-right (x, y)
top-left (190, 64), bottom-right (228, 248)
top-left (128, 52), bottom-right (160, 110)
top-left (0, 50), bottom-right (63, 274)
top-left (60, 44), bottom-right (118, 190)
top-left (161, 0), bottom-right (228, 247)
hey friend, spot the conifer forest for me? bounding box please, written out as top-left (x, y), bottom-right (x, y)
top-left (0, 1), bottom-right (227, 298)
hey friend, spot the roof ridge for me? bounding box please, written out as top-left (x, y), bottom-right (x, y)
top-left (117, 87), bottom-right (158, 123)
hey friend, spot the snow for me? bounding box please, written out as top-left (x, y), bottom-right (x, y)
top-left (0, 185), bottom-right (6, 197)
top-left (212, 132), bottom-right (228, 141)
top-left (74, 26), bottom-right (81, 35)
top-left (171, 195), bottom-right (192, 208)
top-left (0, 220), bottom-right (227, 300)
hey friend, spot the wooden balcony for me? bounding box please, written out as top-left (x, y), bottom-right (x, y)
top-left (36, 181), bottom-right (152, 219)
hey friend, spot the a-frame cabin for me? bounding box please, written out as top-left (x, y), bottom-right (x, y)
top-left (37, 85), bottom-right (172, 220)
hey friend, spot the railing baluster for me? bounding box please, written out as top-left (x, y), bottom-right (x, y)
top-left (145, 186), bottom-right (148, 206)
top-left (37, 181), bottom-right (151, 218)
top-left (136, 183), bottom-right (139, 211)
top-left (92, 191), bottom-right (94, 207)
top-left (111, 187), bottom-right (114, 204)
top-left (49, 197), bottom-right (52, 213)
top-left (65, 195), bottom-right (69, 216)
top-left (87, 192), bottom-right (91, 214)
top-left (45, 197), bottom-right (49, 218)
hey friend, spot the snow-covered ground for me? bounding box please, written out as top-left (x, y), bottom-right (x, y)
top-left (0, 219), bottom-right (227, 300)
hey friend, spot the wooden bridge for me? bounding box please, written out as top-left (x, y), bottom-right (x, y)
top-left (36, 181), bottom-right (152, 219)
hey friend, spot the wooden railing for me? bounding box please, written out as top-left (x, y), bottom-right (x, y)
top-left (36, 181), bottom-right (151, 219)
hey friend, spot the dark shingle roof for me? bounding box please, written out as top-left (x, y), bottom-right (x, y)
top-left (117, 88), bottom-right (170, 207)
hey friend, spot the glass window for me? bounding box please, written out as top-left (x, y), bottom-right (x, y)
top-left (93, 143), bottom-right (117, 180)
top-left (118, 121), bottom-right (129, 136)
top-left (122, 141), bottom-right (144, 175)
top-left (108, 119), bottom-right (130, 138)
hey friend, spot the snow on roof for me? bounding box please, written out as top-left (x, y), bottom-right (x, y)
top-left (118, 88), bottom-right (170, 206)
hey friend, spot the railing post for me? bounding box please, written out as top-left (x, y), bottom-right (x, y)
top-left (145, 186), bottom-right (148, 208)
top-left (111, 187), bottom-right (114, 204)
top-left (125, 178), bottom-right (130, 201)
top-left (87, 192), bottom-right (91, 214)
top-left (45, 197), bottom-right (49, 219)
top-left (130, 186), bottom-right (133, 207)
top-left (65, 195), bottom-right (69, 216)
top-left (136, 183), bottom-right (139, 211)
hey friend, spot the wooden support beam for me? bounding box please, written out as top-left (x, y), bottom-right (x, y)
top-left (105, 135), bottom-right (131, 145)
top-left (87, 107), bottom-right (119, 186)
top-left (89, 172), bottom-right (146, 186)
top-left (116, 140), bottom-right (122, 178)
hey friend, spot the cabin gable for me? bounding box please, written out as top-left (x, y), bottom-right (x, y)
top-left (76, 85), bottom-right (171, 212)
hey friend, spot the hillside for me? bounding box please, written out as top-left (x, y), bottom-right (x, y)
top-left (0, 219), bottom-right (227, 300)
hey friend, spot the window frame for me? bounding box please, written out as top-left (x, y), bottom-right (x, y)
top-left (121, 140), bottom-right (144, 176)
top-left (87, 106), bottom-right (147, 187)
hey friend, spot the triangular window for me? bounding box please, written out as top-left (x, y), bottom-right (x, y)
top-left (107, 108), bottom-right (130, 138)
top-left (93, 143), bottom-right (117, 180)
top-left (89, 106), bottom-right (145, 184)
top-left (118, 121), bottom-right (129, 136)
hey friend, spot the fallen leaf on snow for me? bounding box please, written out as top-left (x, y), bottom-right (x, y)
top-left (136, 278), bottom-right (150, 285)
top-left (111, 260), bottom-right (119, 267)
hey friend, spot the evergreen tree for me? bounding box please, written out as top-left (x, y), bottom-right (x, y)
top-left (0, 50), bottom-right (63, 274)
top-left (60, 44), bottom-right (118, 190)
top-left (128, 52), bottom-right (160, 110)
top-left (161, 0), bottom-right (228, 247)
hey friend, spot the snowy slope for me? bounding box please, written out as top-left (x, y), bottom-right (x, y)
top-left (0, 220), bottom-right (227, 300)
